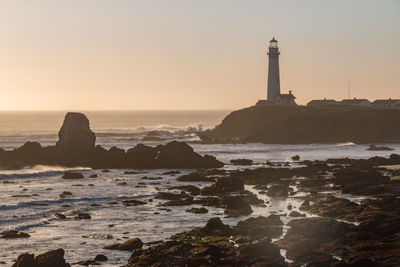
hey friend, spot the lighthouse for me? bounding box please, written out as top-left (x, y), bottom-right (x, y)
top-left (267, 37), bottom-right (281, 101)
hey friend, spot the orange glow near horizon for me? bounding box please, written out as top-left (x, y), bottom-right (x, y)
top-left (0, 1), bottom-right (399, 111)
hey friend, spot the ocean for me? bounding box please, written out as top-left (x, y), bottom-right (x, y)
top-left (1, 110), bottom-right (400, 266)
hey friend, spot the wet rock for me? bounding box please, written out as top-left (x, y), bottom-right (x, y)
top-left (291, 155), bottom-right (300, 160)
top-left (12, 249), bottom-right (70, 267)
top-left (157, 191), bottom-right (194, 206)
top-left (140, 176), bottom-right (162, 180)
top-left (124, 171), bottom-right (140, 174)
top-left (62, 172), bottom-right (83, 179)
top-left (200, 217), bottom-right (235, 236)
top-left (186, 207), bottom-right (209, 214)
top-left (266, 184), bottom-right (288, 198)
top-left (75, 213), bottom-right (91, 220)
top-left (55, 213), bottom-right (67, 219)
top-left (230, 159), bottom-right (253, 165)
top-left (122, 199), bottom-right (147, 206)
top-left (105, 238), bottom-right (143, 251)
top-left (76, 260), bottom-right (99, 266)
top-left (126, 216), bottom-right (285, 267)
top-left (35, 249), bottom-right (70, 267)
top-left (277, 217), bottom-right (355, 264)
top-left (301, 195), bottom-right (363, 220)
top-left (236, 238), bottom-right (285, 266)
top-left (222, 196), bottom-right (253, 217)
top-left (234, 215), bottom-right (283, 239)
top-left (93, 255), bottom-right (107, 262)
top-left (289, 211), bottom-right (306, 217)
top-left (298, 177), bottom-right (328, 192)
top-left (333, 164), bottom-right (391, 195)
top-left (367, 144), bottom-right (393, 151)
top-left (1, 230), bottom-right (30, 239)
top-left (162, 170), bottom-right (181, 175)
top-left (119, 238), bottom-right (144, 251)
top-left (201, 177), bottom-right (244, 195)
top-left (12, 253), bottom-right (35, 267)
top-left (59, 191), bottom-right (73, 198)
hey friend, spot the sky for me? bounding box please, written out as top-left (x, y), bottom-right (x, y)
top-left (0, 0), bottom-right (399, 110)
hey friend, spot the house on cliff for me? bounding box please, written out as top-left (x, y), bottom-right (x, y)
top-left (372, 99), bottom-right (400, 109)
top-left (273, 91), bottom-right (296, 105)
top-left (256, 91), bottom-right (297, 106)
top-left (340, 98), bottom-right (371, 107)
top-left (307, 98), bottom-right (338, 106)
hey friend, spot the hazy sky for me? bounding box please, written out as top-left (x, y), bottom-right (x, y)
top-left (0, 0), bottom-right (399, 110)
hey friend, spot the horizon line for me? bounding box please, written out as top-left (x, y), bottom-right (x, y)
top-left (0, 109), bottom-right (233, 112)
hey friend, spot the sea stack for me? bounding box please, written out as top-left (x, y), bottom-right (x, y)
top-left (56, 112), bottom-right (96, 158)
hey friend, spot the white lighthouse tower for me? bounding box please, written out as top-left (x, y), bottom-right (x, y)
top-left (267, 37), bottom-right (281, 101)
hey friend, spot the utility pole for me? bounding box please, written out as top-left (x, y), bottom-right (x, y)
top-left (348, 81), bottom-right (351, 99)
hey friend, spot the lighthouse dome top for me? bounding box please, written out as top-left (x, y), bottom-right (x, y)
top-left (269, 37), bottom-right (278, 48)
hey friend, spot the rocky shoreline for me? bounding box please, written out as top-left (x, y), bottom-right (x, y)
top-left (0, 112), bottom-right (222, 170)
top-left (9, 152), bottom-right (400, 266)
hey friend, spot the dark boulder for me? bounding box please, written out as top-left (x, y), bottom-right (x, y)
top-left (234, 215), bottom-right (283, 239)
top-left (35, 249), bottom-right (70, 267)
top-left (74, 213), bottom-right (91, 220)
top-left (201, 217), bottom-right (234, 236)
top-left (236, 239), bottom-right (285, 265)
top-left (367, 144), bottom-right (394, 151)
top-left (291, 155), bottom-right (300, 160)
top-left (12, 253), bottom-right (35, 267)
top-left (1, 230), bottom-right (30, 239)
top-left (119, 238), bottom-right (144, 251)
top-left (230, 159), bottom-right (253, 165)
top-left (154, 141), bottom-right (223, 169)
top-left (186, 207), bottom-right (209, 214)
top-left (13, 249), bottom-right (70, 267)
top-left (222, 196), bottom-right (253, 217)
top-left (62, 172), bottom-right (83, 179)
top-left (201, 177), bottom-right (244, 195)
top-left (267, 184), bottom-right (289, 198)
top-left (93, 254), bottom-right (107, 262)
top-left (105, 238), bottom-right (143, 251)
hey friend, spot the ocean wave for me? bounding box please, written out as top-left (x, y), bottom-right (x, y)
top-left (336, 142), bottom-right (355, 147)
top-left (0, 165), bottom-right (91, 179)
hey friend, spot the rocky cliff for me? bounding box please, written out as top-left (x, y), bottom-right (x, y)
top-left (199, 105), bottom-right (400, 144)
top-left (56, 112), bottom-right (96, 155)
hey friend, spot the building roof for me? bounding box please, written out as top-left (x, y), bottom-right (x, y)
top-left (271, 37), bottom-right (277, 42)
top-left (372, 99), bottom-right (400, 105)
top-left (307, 99), bottom-right (338, 105)
top-left (276, 93), bottom-right (295, 100)
top-left (341, 98), bottom-right (371, 104)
